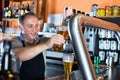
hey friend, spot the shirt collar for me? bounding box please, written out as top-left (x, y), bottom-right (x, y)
top-left (18, 33), bottom-right (40, 42)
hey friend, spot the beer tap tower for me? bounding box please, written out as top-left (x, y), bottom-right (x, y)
top-left (68, 14), bottom-right (120, 80)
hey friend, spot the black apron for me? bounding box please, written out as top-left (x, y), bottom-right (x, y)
top-left (19, 40), bottom-right (45, 80)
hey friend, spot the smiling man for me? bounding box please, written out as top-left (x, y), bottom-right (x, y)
top-left (11, 12), bottom-right (65, 80)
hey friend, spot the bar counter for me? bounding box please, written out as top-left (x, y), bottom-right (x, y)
top-left (45, 65), bottom-right (120, 80)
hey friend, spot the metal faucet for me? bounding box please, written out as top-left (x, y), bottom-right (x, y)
top-left (68, 14), bottom-right (120, 80)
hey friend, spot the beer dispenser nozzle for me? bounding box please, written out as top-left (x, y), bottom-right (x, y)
top-left (115, 31), bottom-right (120, 45)
top-left (68, 14), bottom-right (120, 80)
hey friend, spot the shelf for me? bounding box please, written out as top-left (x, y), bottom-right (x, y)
top-left (0, 33), bottom-right (20, 41)
top-left (2, 18), bottom-right (18, 21)
top-left (99, 49), bottom-right (119, 52)
top-left (96, 16), bottom-right (120, 26)
top-left (99, 38), bottom-right (117, 40)
top-left (97, 16), bottom-right (120, 18)
top-left (2, 0), bottom-right (45, 19)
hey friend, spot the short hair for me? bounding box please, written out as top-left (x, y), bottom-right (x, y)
top-left (18, 12), bottom-right (38, 27)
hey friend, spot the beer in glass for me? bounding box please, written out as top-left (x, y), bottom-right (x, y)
top-left (63, 53), bottom-right (74, 80)
top-left (53, 26), bottom-right (68, 52)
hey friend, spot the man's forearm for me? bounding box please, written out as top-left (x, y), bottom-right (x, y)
top-left (13, 42), bottom-right (49, 61)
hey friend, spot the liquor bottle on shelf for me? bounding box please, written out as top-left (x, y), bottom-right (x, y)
top-left (4, 7), bottom-right (8, 18)
top-left (7, 5), bottom-right (12, 18)
top-left (30, 1), bottom-right (35, 13)
top-left (99, 50), bottom-right (106, 63)
top-left (12, 4), bottom-right (17, 18)
top-left (25, 3), bottom-right (30, 13)
top-left (2, 8), bottom-right (6, 18)
top-left (0, 22), bottom-right (3, 33)
top-left (14, 8), bottom-right (19, 18)
top-left (0, 37), bottom-right (19, 80)
top-left (110, 39), bottom-right (117, 50)
top-left (20, 3), bottom-right (25, 16)
top-left (96, 28), bottom-right (120, 65)
top-left (112, 51), bottom-right (119, 65)
top-left (106, 51), bottom-right (119, 66)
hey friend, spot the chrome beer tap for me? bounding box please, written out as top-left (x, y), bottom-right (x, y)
top-left (68, 14), bottom-right (120, 80)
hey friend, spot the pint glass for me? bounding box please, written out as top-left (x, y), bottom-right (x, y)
top-left (53, 26), bottom-right (68, 52)
top-left (63, 53), bottom-right (74, 80)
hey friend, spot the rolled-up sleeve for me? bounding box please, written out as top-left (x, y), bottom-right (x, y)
top-left (11, 38), bottom-right (23, 50)
top-left (11, 37), bottom-right (23, 73)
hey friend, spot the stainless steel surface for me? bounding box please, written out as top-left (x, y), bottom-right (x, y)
top-left (68, 15), bottom-right (96, 80)
top-left (68, 14), bottom-right (120, 80)
top-left (45, 65), bottom-right (120, 80)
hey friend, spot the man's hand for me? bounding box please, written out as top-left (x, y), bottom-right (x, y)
top-left (46, 34), bottom-right (65, 48)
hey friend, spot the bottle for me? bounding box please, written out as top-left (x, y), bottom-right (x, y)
top-left (0, 37), bottom-right (19, 80)
top-left (90, 4), bottom-right (98, 17)
top-left (2, 8), bottom-right (6, 18)
top-left (15, 8), bottom-right (19, 18)
top-left (99, 50), bottom-right (105, 63)
top-left (112, 51), bottom-right (119, 65)
top-left (0, 22), bottom-right (3, 33)
top-left (20, 4), bottom-right (25, 16)
top-left (30, 1), bottom-right (35, 13)
top-left (25, 3), bottom-right (30, 13)
top-left (105, 6), bottom-right (112, 16)
top-left (7, 5), bottom-right (12, 18)
top-left (12, 4), bottom-right (17, 18)
top-left (4, 7), bottom-right (8, 18)
top-left (112, 6), bottom-right (120, 16)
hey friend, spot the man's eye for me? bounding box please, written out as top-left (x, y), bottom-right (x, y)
top-left (28, 25), bottom-right (33, 28)
top-left (25, 24), bottom-right (39, 28)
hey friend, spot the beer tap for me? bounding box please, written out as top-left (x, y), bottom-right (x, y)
top-left (115, 31), bottom-right (120, 45)
top-left (68, 14), bottom-right (120, 80)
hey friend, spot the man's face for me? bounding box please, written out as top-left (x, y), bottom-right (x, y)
top-left (22, 15), bottom-right (40, 41)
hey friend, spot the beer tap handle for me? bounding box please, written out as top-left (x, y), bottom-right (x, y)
top-left (115, 32), bottom-right (120, 45)
top-left (68, 14), bottom-right (120, 80)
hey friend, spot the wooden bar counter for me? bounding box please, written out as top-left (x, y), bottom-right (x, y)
top-left (45, 65), bottom-right (120, 80)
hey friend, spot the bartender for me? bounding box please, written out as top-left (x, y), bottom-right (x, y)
top-left (11, 12), bottom-right (65, 80)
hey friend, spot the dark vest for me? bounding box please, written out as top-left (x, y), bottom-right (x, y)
top-left (19, 38), bottom-right (45, 80)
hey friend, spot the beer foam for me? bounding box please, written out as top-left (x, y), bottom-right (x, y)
top-left (63, 58), bottom-right (74, 62)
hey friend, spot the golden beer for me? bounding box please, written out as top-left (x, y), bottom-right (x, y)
top-left (63, 53), bottom-right (74, 80)
top-left (63, 61), bottom-right (73, 80)
top-left (53, 30), bottom-right (68, 52)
